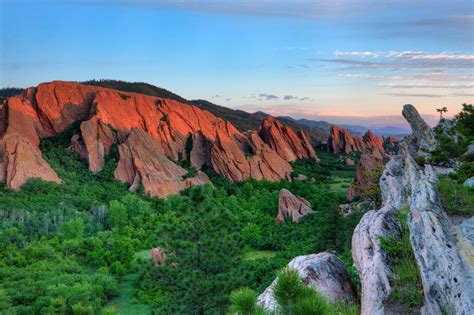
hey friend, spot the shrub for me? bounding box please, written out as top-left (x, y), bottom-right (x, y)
top-left (438, 176), bottom-right (474, 216)
top-left (380, 208), bottom-right (423, 309)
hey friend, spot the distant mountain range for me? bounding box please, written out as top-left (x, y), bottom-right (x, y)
top-left (279, 116), bottom-right (410, 137)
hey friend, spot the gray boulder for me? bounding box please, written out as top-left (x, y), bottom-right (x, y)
top-left (463, 177), bottom-right (474, 188)
top-left (257, 252), bottom-right (356, 311)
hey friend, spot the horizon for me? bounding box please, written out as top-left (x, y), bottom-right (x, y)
top-left (1, 0), bottom-right (473, 127)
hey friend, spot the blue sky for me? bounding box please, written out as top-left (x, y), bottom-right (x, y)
top-left (1, 0), bottom-right (473, 126)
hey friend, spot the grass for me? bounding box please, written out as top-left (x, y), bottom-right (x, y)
top-left (243, 250), bottom-right (277, 261)
top-left (438, 175), bottom-right (474, 217)
top-left (101, 251), bottom-right (152, 315)
top-left (380, 207), bottom-right (424, 310)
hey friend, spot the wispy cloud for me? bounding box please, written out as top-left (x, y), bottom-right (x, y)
top-left (315, 50), bottom-right (474, 69)
top-left (380, 83), bottom-right (474, 89)
top-left (383, 93), bottom-right (444, 98)
top-left (258, 93), bottom-right (279, 101)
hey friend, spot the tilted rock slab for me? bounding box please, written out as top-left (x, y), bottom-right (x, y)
top-left (257, 252), bottom-right (357, 311)
top-left (276, 188), bottom-right (314, 223)
top-left (0, 81), bottom-right (317, 197)
top-left (259, 116), bottom-right (318, 162)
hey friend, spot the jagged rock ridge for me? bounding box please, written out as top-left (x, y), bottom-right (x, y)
top-left (0, 81), bottom-right (317, 197)
top-left (352, 104), bottom-right (473, 315)
top-left (328, 125), bottom-right (389, 159)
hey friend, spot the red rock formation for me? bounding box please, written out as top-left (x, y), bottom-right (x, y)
top-left (276, 188), bottom-right (314, 223)
top-left (259, 117), bottom-right (318, 161)
top-left (347, 154), bottom-right (384, 201)
top-left (328, 125), bottom-right (388, 159)
top-left (0, 81), bottom-right (311, 197)
top-left (150, 248), bottom-right (166, 265)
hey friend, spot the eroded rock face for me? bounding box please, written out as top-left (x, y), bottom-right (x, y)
top-left (352, 105), bottom-right (474, 315)
top-left (347, 154), bottom-right (384, 201)
top-left (114, 128), bottom-right (210, 197)
top-left (328, 125), bottom-right (388, 158)
top-left (0, 81), bottom-right (306, 197)
top-left (259, 117), bottom-right (318, 162)
top-left (276, 189), bottom-right (314, 223)
top-left (257, 252), bottom-right (356, 311)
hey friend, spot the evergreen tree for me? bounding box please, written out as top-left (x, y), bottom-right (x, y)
top-left (151, 185), bottom-right (243, 314)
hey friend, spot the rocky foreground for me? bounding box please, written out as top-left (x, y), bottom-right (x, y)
top-left (259, 104), bottom-right (474, 315)
top-left (0, 81), bottom-right (317, 197)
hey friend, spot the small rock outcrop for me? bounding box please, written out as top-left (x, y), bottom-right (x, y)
top-left (276, 189), bottom-right (314, 223)
top-left (401, 104), bottom-right (437, 156)
top-left (150, 247), bottom-right (166, 265)
top-left (347, 154), bottom-right (384, 201)
top-left (257, 253), bottom-right (357, 311)
top-left (259, 117), bottom-right (318, 162)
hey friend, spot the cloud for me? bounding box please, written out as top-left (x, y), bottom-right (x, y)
top-left (316, 50), bottom-right (474, 69)
top-left (451, 93), bottom-right (474, 97)
top-left (384, 93), bottom-right (444, 98)
top-left (380, 83), bottom-right (474, 89)
top-left (337, 73), bottom-right (382, 79)
top-left (258, 93), bottom-right (279, 100)
top-left (283, 95), bottom-right (298, 100)
top-left (335, 51), bottom-right (380, 58)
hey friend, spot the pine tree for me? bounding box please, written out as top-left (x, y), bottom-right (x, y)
top-left (152, 185), bottom-right (242, 314)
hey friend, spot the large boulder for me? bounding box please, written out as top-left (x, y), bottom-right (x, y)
top-left (276, 189), bottom-right (314, 223)
top-left (257, 253), bottom-right (357, 311)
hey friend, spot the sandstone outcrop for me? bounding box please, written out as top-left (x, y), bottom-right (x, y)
top-left (257, 252), bottom-right (356, 311)
top-left (276, 189), bottom-right (314, 223)
top-left (259, 117), bottom-right (318, 161)
top-left (328, 125), bottom-right (389, 158)
top-left (347, 154), bottom-right (384, 201)
top-left (0, 81), bottom-right (316, 197)
top-left (352, 104), bottom-right (473, 315)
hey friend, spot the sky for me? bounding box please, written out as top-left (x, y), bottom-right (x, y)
top-left (1, 0), bottom-right (473, 127)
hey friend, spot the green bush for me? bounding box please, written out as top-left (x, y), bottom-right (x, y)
top-left (380, 208), bottom-right (423, 309)
top-left (438, 176), bottom-right (474, 216)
